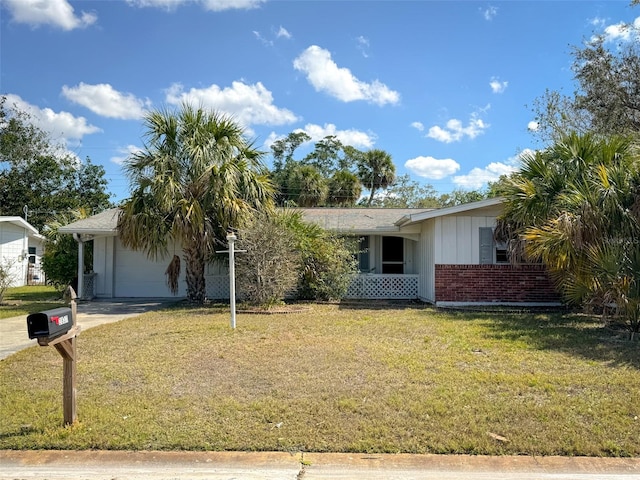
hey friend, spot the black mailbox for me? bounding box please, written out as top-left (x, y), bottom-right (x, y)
top-left (27, 307), bottom-right (74, 340)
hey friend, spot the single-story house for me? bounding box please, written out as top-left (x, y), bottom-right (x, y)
top-left (58, 198), bottom-right (561, 306)
top-left (0, 216), bottom-right (46, 287)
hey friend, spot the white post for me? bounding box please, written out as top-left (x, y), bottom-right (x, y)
top-left (227, 232), bottom-right (237, 329)
top-left (75, 234), bottom-right (84, 300)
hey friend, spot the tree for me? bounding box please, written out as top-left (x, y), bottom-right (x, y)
top-left (41, 209), bottom-right (92, 291)
top-left (118, 103), bottom-right (274, 304)
top-left (438, 189), bottom-right (487, 208)
top-left (288, 164), bottom-right (328, 207)
top-left (530, 21), bottom-right (640, 143)
top-left (357, 149), bottom-right (396, 207)
top-left (496, 133), bottom-right (640, 337)
top-left (0, 259), bottom-right (18, 304)
top-left (288, 215), bottom-right (358, 301)
top-left (270, 133), bottom-right (375, 207)
top-left (235, 210), bottom-right (302, 307)
top-left (0, 96), bottom-right (112, 230)
top-left (368, 174), bottom-right (439, 208)
top-left (328, 169), bottom-right (362, 206)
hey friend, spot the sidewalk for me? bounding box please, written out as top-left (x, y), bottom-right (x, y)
top-left (0, 450), bottom-right (639, 479)
top-left (0, 298), bottom-right (174, 359)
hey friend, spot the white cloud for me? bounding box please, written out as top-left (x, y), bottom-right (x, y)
top-left (527, 120), bottom-right (539, 131)
top-left (411, 121), bottom-right (424, 132)
top-left (264, 123), bottom-right (376, 150)
top-left (165, 81), bottom-right (299, 127)
top-left (594, 16), bottom-right (640, 43)
top-left (3, 94), bottom-right (101, 144)
top-left (453, 162), bottom-right (517, 189)
top-left (62, 83), bottom-right (150, 120)
top-left (301, 123), bottom-right (376, 149)
top-left (277, 26), bottom-right (291, 39)
top-left (452, 150), bottom-right (529, 189)
top-left (482, 6), bottom-right (498, 21)
top-left (111, 145), bottom-right (144, 165)
top-left (489, 77), bottom-right (508, 94)
top-left (3, 0), bottom-right (96, 30)
top-left (253, 31), bottom-right (273, 46)
top-left (357, 36), bottom-right (370, 58)
top-left (126, 0), bottom-right (265, 11)
top-left (426, 111), bottom-right (490, 143)
top-left (405, 156), bottom-right (460, 180)
top-left (293, 45), bottom-right (400, 106)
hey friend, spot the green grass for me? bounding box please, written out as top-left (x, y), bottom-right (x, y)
top-left (0, 286), bottom-right (64, 319)
top-left (0, 303), bottom-right (638, 456)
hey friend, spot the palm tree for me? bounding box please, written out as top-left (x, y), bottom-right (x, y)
top-left (117, 103), bottom-right (274, 304)
top-left (327, 169), bottom-right (361, 206)
top-left (288, 164), bottom-right (328, 207)
top-left (357, 149), bottom-right (396, 207)
top-left (497, 132), bottom-right (640, 337)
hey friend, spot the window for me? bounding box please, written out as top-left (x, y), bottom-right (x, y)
top-left (382, 236), bottom-right (404, 274)
top-left (358, 236), bottom-right (370, 272)
top-left (28, 246), bottom-right (36, 264)
top-left (479, 227), bottom-right (509, 264)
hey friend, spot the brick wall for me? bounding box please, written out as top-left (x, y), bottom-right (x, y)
top-left (435, 264), bottom-right (561, 303)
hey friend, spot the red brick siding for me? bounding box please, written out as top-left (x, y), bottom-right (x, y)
top-left (435, 264), bottom-right (561, 303)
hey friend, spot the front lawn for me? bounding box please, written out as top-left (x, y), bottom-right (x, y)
top-left (0, 303), bottom-right (638, 455)
top-left (0, 286), bottom-right (64, 319)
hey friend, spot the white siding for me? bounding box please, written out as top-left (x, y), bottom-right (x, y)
top-left (0, 223), bottom-right (28, 287)
top-left (417, 219), bottom-right (435, 302)
top-left (92, 236), bottom-right (115, 298)
top-left (113, 238), bottom-right (187, 298)
top-left (434, 215), bottom-right (497, 265)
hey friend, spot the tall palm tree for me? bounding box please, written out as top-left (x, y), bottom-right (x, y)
top-left (497, 132), bottom-right (640, 336)
top-left (357, 149), bottom-right (396, 207)
top-left (327, 169), bottom-right (361, 206)
top-left (117, 103), bottom-right (274, 304)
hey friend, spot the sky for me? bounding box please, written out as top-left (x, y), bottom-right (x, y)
top-left (1, 0), bottom-right (639, 205)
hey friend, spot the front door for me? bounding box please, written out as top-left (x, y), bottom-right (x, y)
top-left (382, 236), bottom-right (404, 273)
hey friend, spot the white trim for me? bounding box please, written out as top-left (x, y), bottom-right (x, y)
top-left (396, 197), bottom-right (504, 226)
top-left (436, 301), bottom-right (563, 308)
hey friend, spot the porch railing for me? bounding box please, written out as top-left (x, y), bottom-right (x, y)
top-left (345, 274), bottom-right (419, 300)
top-left (205, 273), bottom-right (419, 301)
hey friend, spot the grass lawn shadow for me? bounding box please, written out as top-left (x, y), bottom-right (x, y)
top-left (437, 306), bottom-right (640, 369)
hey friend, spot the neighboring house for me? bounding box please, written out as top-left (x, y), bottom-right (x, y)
top-left (58, 199), bottom-right (561, 305)
top-left (0, 217), bottom-right (46, 287)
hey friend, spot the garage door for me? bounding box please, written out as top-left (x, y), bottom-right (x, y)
top-left (114, 238), bottom-right (186, 298)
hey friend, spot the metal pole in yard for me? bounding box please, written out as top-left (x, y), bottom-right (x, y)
top-left (227, 232), bottom-right (237, 329)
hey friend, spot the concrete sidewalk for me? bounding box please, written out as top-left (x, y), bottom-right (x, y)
top-left (0, 298), bottom-right (174, 359)
top-left (0, 450), bottom-right (639, 479)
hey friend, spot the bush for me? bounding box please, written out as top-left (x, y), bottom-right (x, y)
top-left (234, 209), bottom-right (358, 307)
top-left (235, 212), bottom-right (302, 307)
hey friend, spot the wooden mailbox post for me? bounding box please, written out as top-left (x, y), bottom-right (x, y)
top-left (34, 286), bottom-right (81, 425)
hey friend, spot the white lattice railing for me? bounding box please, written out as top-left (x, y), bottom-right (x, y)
top-left (206, 275), bottom-right (230, 300)
top-left (345, 274), bottom-right (419, 300)
top-left (82, 272), bottom-right (97, 300)
top-left (206, 273), bottom-right (419, 301)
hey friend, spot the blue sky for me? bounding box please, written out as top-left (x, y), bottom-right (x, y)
top-left (1, 0), bottom-right (639, 204)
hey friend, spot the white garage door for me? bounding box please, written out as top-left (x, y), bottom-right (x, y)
top-left (114, 238), bottom-right (186, 298)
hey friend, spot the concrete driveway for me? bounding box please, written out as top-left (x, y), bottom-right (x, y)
top-left (0, 298), bottom-right (176, 360)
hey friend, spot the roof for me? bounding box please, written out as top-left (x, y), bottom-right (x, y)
top-left (0, 216), bottom-right (42, 239)
top-left (299, 208), bottom-right (434, 233)
top-left (57, 200), bottom-right (504, 236)
top-left (395, 197), bottom-right (504, 226)
top-left (58, 208), bottom-right (120, 236)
